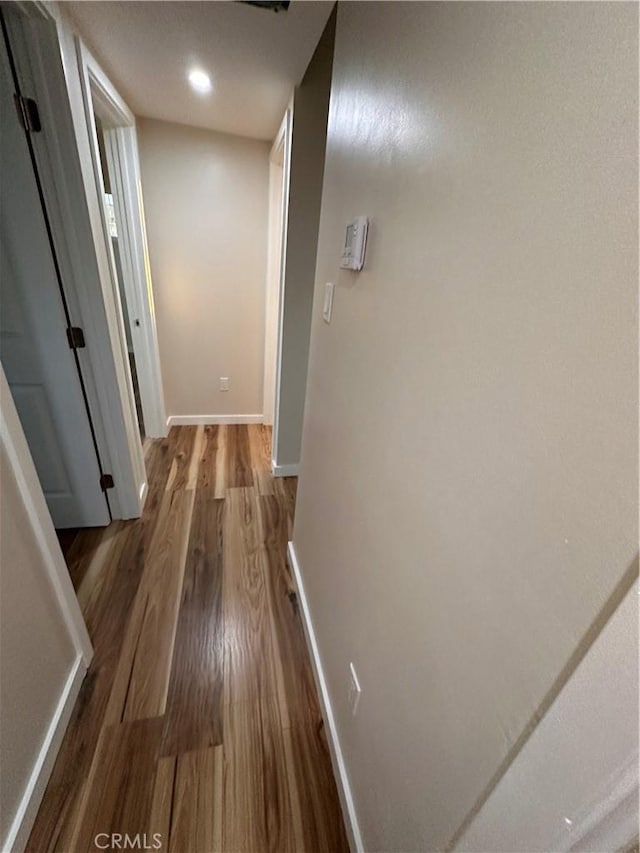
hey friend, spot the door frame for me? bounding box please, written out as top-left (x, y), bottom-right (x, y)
top-left (76, 41), bottom-right (167, 441)
top-left (263, 110), bottom-right (289, 426)
top-left (4, 2), bottom-right (145, 519)
top-left (270, 106), bottom-right (293, 470)
top-left (0, 11), bottom-right (111, 527)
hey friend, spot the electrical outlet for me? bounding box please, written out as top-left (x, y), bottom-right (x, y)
top-left (219, 377), bottom-right (229, 392)
top-left (348, 662), bottom-right (361, 716)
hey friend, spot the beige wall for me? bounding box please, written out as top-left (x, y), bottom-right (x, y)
top-left (274, 10), bottom-right (335, 466)
top-left (293, 3), bottom-right (638, 851)
top-left (138, 118), bottom-right (269, 418)
top-left (0, 443), bottom-right (77, 847)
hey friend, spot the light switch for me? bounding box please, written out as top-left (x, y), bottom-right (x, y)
top-left (323, 282), bottom-right (335, 324)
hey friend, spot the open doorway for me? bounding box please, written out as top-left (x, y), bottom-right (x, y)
top-left (94, 115), bottom-right (145, 439)
top-left (78, 42), bottom-right (167, 442)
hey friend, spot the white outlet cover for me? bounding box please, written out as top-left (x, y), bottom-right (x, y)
top-left (219, 377), bottom-right (229, 391)
top-left (323, 282), bottom-right (335, 324)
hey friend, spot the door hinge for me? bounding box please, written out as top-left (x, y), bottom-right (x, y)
top-left (100, 473), bottom-right (114, 491)
top-left (66, 326), bottom-right (86, 349)
top-left (14, 94), bottom-right (41, 133)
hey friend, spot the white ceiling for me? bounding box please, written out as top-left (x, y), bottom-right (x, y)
top-left (65, 1), bottom-right (334, 141)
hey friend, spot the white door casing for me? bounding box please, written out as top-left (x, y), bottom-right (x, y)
top-left (77, 41), bottom-right (167, 440)
top-left (0, 32), bottom-right (109, 528)
top-left (271, 105), bottom-right (293, 468)
top-left (263, 112), bottom-right (288, 426)
top-left (3, 4), bottom-right (146, 519)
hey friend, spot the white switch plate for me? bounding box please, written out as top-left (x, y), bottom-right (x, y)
top-left (348, 661), bottom-right (361, 716)
top-left (323, 282), bottom-right (335, 324)
top-left (219, 377), bottom-right (229, 391)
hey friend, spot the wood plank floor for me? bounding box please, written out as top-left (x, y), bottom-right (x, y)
top-left (29, 425), bottom-right (349, 853)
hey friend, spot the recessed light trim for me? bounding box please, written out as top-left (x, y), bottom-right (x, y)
top-left (188, 69), bottom-right (212, 94)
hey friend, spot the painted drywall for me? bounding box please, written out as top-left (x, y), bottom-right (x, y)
top-left (0, 445), bottom-right (77, 847)
top-left (137, 118), bottom-right (269, 418)
top-left (293, 3), bottom-right (638, 851)
top-left (274, 10), bottom-right (335, 466)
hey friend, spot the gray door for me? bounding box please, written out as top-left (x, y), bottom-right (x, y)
top-left (0, 33), bottom-right (110, 528)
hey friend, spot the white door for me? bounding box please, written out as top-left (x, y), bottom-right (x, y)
top-left (0, 36), bottom-right (110, 529)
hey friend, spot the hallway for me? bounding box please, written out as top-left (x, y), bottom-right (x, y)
top-left (27, 425), bottom-right (348, 852)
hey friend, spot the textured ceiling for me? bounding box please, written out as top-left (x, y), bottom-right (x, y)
top-left (65, 1), bottom-right (334, 141)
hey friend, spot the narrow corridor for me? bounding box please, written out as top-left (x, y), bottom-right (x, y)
top-left (28, 425), bottom-right (348, 852)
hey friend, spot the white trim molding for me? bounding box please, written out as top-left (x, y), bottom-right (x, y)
top-left (286, 541), bottom-right (364, 853)
top-left (166, 414), bottom-right (264, 427)
top-left (103, 126), bottom-right (167, 439)
top-left (4, 8), bottom-right (142, 520)
top-left (271, 104), bottom-right (293, 469)
top-left (72, 35), bottom-right (150, 512)
top-left (271, 461), bottom-right (299, 478)
top-left (138, 479), bottom-right (148, 510)
top-left (0, 367), bottom-right (93, 665)
top-left (454, 578), bottom-right (639, 853)
top-left (0, 365), bottom-right (92, 852)
top-left (77, 39), bottom-right (166, 441)
top-left (5, 658), bottom-right (86, 853)
top-left (263, 109), bottom-right (290, 427)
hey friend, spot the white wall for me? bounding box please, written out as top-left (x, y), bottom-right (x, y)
top-left (138, 118), bottom-right (269, 419)
top-left (0, 447), bottom-right (75, 848)
top-left (293, 3), bottom-right (638, 851)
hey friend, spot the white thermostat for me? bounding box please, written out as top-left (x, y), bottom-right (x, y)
top-left (340, 215), bottom-right (368, 271)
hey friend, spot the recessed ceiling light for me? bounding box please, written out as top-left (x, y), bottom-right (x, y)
top-left (188, 69), bottom-right (212, 95)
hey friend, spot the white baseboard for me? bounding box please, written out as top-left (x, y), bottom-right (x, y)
top-left (138, 479), bottom-right (148, 512)
top-left (4, 657), bottom-right (86, 853)
top-left (286, 541), bottom-right (364, 852)
top-left (271, 460), bottom-right (299, 477)
top-left (166, 414), bottom-right (264, 427)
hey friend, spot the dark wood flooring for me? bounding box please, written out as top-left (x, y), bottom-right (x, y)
top-left (28, 424), bottom-right (349, 853)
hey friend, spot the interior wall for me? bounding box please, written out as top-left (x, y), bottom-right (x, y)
top-left (274, 9), bottom-right (335, 466)
top-left (0, 398), bottom-right (79, 849)
top-left (292, 3), bottom-right (638, 851)
top-left (455, 577), bottom-right (638, 852)
top-left (137, 117), bottom-right (269, 419)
